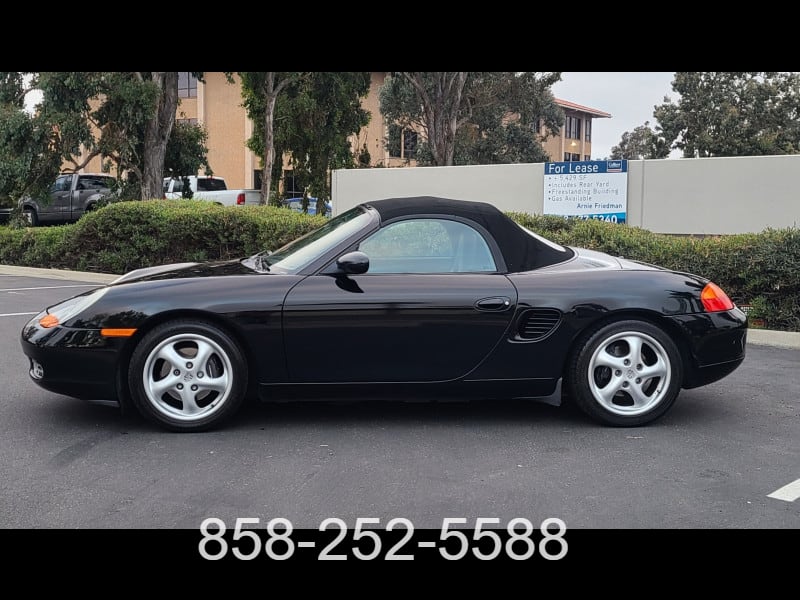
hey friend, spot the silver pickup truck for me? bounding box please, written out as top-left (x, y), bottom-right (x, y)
top-left (20, 172), bottom-right (117, 226)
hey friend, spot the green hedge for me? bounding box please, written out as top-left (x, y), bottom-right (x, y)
top-left (1, 202), bottom-right (798, 331)
top-left (0, 200), bottom-right (327, 274)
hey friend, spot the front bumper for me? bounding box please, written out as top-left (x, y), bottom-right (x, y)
top-left (20, 314), bottom-right (125, 402)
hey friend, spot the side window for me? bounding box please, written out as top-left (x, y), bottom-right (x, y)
top-left (197, 178), bottom-right (226, 192)
top-left (358, 218), bottom-right (496, 274)
top-left (78, 176), bottom-right (101, 190)
top-left (50, 175), bottom-right (71, 193)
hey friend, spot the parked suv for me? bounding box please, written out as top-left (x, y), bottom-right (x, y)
top-left (21, 173), bottom-right (117, 226)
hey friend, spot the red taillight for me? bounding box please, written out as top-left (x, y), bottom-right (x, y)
top-left (701, 282), bottom-right (734, 312)
top-left (237, 193), bottom-right (245, 205)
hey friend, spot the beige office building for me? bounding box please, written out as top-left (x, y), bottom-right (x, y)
top-left (85, 72), bottom-right (611, 192)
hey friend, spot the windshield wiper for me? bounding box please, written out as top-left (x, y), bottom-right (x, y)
top-left (255, 254), bottom-right (271, 272)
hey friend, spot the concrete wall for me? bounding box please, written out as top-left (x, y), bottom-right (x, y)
top-left (332, 155), bottom-right (800, 234)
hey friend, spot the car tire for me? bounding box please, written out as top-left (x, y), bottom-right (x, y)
top-left (128, 319), bottom-right (248, 432)
top-left (23, 207), bottom-right (38, 226)
top-left (567, 319), bottom-right (683, 427)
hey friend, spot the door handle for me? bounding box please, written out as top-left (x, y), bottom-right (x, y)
top-left (475, 296), bottom-right (512, 311)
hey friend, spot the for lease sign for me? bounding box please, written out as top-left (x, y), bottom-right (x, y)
top-left (543, 160), bottom-right (628, 223)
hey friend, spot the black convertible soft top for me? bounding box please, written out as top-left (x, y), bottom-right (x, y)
top-left (363, 196), bottom-right (575, 273)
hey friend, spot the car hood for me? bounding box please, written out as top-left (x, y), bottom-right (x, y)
top-left (110, 259), bottom-right (260, 285)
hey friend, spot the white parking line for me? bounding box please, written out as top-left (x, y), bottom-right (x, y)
top-left (767, 478), bottom-right (800, 502)
top-left (0, 284), bottom-right (99, 292)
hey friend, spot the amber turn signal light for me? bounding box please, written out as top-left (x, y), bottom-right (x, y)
top-left (100, 328), bottom-right (137, 337)
top-left (39, 314), bottom-right (59, 328)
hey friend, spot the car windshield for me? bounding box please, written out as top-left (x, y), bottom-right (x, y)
top-left (245, 206), bottom-right (374, 274)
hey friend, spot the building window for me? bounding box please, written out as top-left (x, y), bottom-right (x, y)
top-left (565, 115), bottom-right (581, 140)
top-left (585, 119), bottom-right (592, 142)
top-left (403, 130), bottom-right (418, 159)
top-left (283, 170), bottom-right (302, 198)
top-left (388, 123), bottom-right (418, 159)
top-left (584, 155), bottom-right (591, 161)
top-left (178, 72), bottom-right (198, 98)
top-left (563, 152), bottom-right (580, 162)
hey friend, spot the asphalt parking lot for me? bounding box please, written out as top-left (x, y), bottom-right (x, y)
top-left (0, 267), bottom-right (797, 532)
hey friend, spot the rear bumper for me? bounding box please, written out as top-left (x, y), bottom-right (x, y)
top-left (667, 307), bottom-right (748, 388)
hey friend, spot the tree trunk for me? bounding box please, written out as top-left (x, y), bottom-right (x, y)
top-left (260, 94), bottom-right (278, 205)
top-left (406, 72), bottom-right (467, 167)
top-left (142, 72), bottom-right (178, 200)
top-left (256, 73), bottom-right (296, 206)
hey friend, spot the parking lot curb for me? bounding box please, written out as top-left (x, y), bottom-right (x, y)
top-left (0, 264), bottom-right (117, 284)
top-left (1, 264), bottom-right (799, 349)
top-left (745, 328), bottom-right (800, 350)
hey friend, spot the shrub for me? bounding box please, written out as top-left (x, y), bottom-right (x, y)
top-left (0, 200), bottom-right (326, 274)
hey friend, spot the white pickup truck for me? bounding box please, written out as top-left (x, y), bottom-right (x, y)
top-left (162, 175), bottom-right (262, 206)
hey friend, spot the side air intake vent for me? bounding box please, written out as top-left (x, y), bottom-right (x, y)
top-left (517, 308), bottom-right (561, 340)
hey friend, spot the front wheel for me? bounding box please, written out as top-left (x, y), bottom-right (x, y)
top-left (567, 319), bottom-right (683, 427)
top-left (23, 207), bottom-right (38, 226)
top-left (128, 319), bottom-right (248, 432)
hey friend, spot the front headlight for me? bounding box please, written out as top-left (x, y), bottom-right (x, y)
top-left (38, 287), bottom-right (111, 328)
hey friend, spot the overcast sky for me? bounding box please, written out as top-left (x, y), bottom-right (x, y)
top-left (551, 72), bottom-right (678, 160)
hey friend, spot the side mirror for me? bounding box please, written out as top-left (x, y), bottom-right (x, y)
top-left (336, 251), bottom-right (369, 275)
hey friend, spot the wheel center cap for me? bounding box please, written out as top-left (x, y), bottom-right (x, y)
top-left (626, 369), bottom-right (635, 379)
top-left (184, 373), bottom-right (193, 381)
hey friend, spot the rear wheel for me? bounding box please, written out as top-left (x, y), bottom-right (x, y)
top-left (567, 319), bottom-right (683, 427)
top-left (128, 319), bottom-right (248, 432)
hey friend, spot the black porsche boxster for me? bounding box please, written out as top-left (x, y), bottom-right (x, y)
top-left (20, 197), bottom-right (747, 432)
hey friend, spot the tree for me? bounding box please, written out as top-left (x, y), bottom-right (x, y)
top-left (36, 72), bottom-right (179, 200)
top-left (0, 73), bottom-right (62, 218)
top-left (654, 72), bottom-right (800, 158)
top-left (140, 72), bottom-right (179, 199)
top-left (274, 72), bottom-right (371, 211)
top-left (237, 72), bottom-right (308, 205)
top-left (379, 72), bottom-right (563, 166)
top-left (157, 119), bottom-right (212, 200)
top-left (0, 72), bottom-right (206, 203)
top-left (610, 121), bottom-right (671, 160)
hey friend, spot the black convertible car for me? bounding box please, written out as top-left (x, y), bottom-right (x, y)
top-left (20, 197), bottom-right (747, 432)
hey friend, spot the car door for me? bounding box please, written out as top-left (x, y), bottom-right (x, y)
top-left (282, 217), bottom-right (517, 383)
top-left (40, 175), bottom-right (73, 222)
